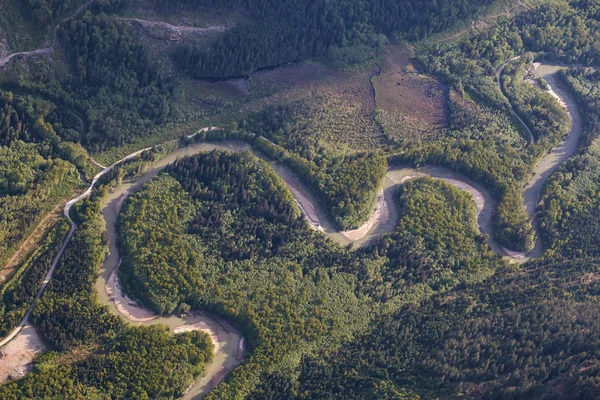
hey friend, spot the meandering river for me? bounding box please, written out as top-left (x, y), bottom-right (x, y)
top-left (0, 62), bottom-right (584, 397)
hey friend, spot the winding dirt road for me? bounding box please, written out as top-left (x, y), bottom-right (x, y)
top-left (0, 0), bottom-right (94, 69)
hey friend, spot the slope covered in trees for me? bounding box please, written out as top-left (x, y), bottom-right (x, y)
top-left (538, 67), bottom-right (600, 259)
top-left (0, 91), bottom-right (84, 268)
top-left (0, 219), bottom-right (69, 337)
top-left (113, 151), bottom-right (502, 397)
top-left (3, 0), bottom-right (600, 398)
top-left (246, 119), bottom-right (387, 230)
top-left (402, 0), bottom-right (600, 251)
top-left (170, 0), bottom-right (498, 78)
top-left (247, 256), bottom-right (600, 399)
top-left (0, 155), bottom-right (214, 399)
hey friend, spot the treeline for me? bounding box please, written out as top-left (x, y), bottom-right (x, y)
top-left (169, 0), bottom-right (496, 77)
top-left (118, 150), bottom-right (373, 397)
top-left (253, 136), bottom-right (386, 230)
top-left (500, 55), bottom-right (570, 147)
top-left (10, 11), bottom-right (179, 153)
top-left (538, 68), bottom-right (600, 259)
top-left (358, 178), bottom-right (501, 301)
top-left (25, 0), bottom-right (85, 27)
top-left (0, 325), bottom-right (213, 399)
top-left (113, 151), bottom-right (509, 397)
top-left (406, 0), bottom-right (600, 251)
top-left (57, 12), bottom-right (175, 150)
top-left (388, 135), bottom-right (534, 251)
top-left (25, 0), bottom-right (126, 27)
top-left (422, 2), bottom-right (600, 102)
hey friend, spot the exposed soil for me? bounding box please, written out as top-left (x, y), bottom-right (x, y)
top-left (105, 268), bottom-right (158, 322)
top-left (341, 190), bottom-right (387, 241)
top-left (116, 17), bottom-right (229, 41)
top-left (0, 324), bottom-right (44, 384)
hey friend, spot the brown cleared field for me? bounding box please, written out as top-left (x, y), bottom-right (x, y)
top-left (373, 46), bottom-right (449, 145)
top-left (242, 62), bottom-right (385, 151)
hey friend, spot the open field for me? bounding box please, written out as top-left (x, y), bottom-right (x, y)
top-left (373, 46), bottom-right (449, 145)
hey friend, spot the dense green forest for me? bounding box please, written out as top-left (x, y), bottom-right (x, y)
top-left (0, 219), bottom-right (69, 337)
top-left (396, 0), bottom-right (600, 251)
top-left (113, 151), bottom-right (503, 397)
top-left (247, 256), bottom-right (600, 399)
top-left (3, 0), bottom-right (600, 399)
top-left (0, 91), bottom-right (85, 268)
top-left (169, 0), bottom-right (497, 77)
top-left (500, 55), bottom-right (570, 147)
top-left (245, 108), bottom-right (388, 230)
top-left (357, 178), bottom-right (500, 301)
top-left (538, 67), bottom-right (600, 259)
top-left (3, 9), bottom-right (184, 153)
top-left (0, 156), bottom-right (214, 399)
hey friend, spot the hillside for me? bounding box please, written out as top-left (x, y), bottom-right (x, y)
top-left (2, 0), bottom-right (600, 399)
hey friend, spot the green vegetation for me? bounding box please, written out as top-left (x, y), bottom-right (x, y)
top-left (0, 155), bottom-right (213, 399)
top-left (402, 0), bottom-right (600, 251)
top-left (4, 10), bottom-right (184, 154)
top-left (500, 55), bottom-right (570, 147)
top-left (359, 178), bottom-right (500, 302)
top-left (0, 218), bottom-right (69, 337)
top-left (170, 0), bottom-right (498, 77)
top-left (25, 0), bottom-right (87, 26)
top-left (246, 106), bottom-right (387, 230)
top-left (250, 256), bottom-right (600, 399)
top-left (112, 151), bottom-right (502, 397)
top-left (0, 325), bottom-right (213, 399)
top-left (0, 0), bottom-right (49, 51)
top-left (118, 150), bottom-right (373, 396)
top-left (0, 91), bottom-right (83, 267)
top-left (3, 1), bottom-right (600, 399)
top-left (538, 67), bottom-right (600, 259)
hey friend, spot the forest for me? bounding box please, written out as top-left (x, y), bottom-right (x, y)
top-left (169, 0), bottom-right (497, 77)
top-left (0, 156), bottom-right (214, 399)
top-left (538, 67), bottom-right (600, 259)
top-left (2, 0), bottom-right (600, 399)
top-left (113, 151), bottom-right (505, 397)
top-left (248, 256), bottom-right (600, 399)
top-left (3, 9), bottom-right (181, 153)
top-left (0, 219), bottom-right (69, 337)
top-left (0, 91), bottom-right (84, 269)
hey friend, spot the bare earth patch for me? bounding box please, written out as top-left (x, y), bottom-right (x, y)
top-left (106, 268), bottom-right (158, 323)
top-left (0, 324), bottom-right (44, 384)
top-left (341, 190), bottom-right (388, 241)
